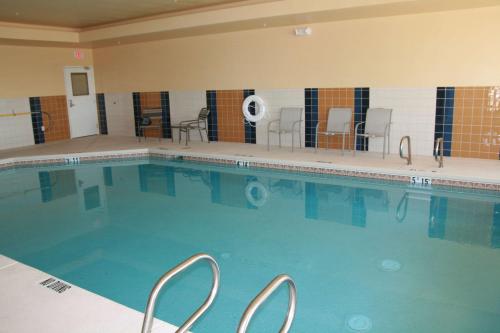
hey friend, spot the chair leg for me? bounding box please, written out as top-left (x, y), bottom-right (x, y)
top-left (267, 131), bottom-right (270, 151)
top-left (199, 128), bottom-right (204, 142)
top-left (383, 134), bottom-right (386, 159)
top-left (185, 129), bottom-right (189, 146)
top-left (299, 129), bottom-right (302, 148)
top-left (353, 134), bottom-right (357, 156)
top-left (315, 133), bottom-right (318, 153)
top-left (342, 133), bottom-right (345, 156)
top-left (178, 129), bottom-right (182, 144)
top-left (292, 132), bottom-right (294, 152)
top-left (278, 132), bottom-right (282, 148)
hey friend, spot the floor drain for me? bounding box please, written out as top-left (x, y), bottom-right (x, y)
top-left (347, 315), bottom-right (372, 332)
top-left (380, 259), bottom-right (402, 272)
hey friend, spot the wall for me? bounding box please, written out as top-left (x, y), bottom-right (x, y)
top-left (0, 45), bottom-right (93, 98)
top-left (93, 6), bottom-right (500, 92)
top-left (0, 45), bottom-right (93, 149)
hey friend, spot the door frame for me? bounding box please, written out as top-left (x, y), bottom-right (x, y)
top-left (63, 66), bottom-right (98, 138)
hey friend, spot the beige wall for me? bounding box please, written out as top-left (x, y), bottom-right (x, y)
top-left (0, 45), bottom-right (93, 98)
top-left (94, 6), bottom-right (500, 93)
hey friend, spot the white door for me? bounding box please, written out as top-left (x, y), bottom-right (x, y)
top-left (64, 66), bottom-right (99, 138)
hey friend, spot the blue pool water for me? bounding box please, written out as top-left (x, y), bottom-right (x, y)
top-left (1, 159), bottom-right (499, 332)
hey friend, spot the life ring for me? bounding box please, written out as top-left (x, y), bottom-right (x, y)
top-left (245, 181), bottom-right (268, 207)
top-left (242, 95), bottom-right (267, 123)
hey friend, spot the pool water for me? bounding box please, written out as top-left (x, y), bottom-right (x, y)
top-left (1, 159), bottom-right (499, 333)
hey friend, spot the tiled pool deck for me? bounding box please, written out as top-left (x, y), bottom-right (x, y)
top-left (0, 135), bottom-right (499, 190)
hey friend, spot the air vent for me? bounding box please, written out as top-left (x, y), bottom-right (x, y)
top-left (40, 278), bottom-right (72, 294)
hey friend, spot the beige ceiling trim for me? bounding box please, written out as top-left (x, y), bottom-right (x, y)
top-left (83, 0), bottom-right (279, 31)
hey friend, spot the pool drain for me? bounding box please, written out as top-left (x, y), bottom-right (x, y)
top-left (346, 315), bottom-right (372, 332)
top-left (380, 259), bottom-right (402, 272)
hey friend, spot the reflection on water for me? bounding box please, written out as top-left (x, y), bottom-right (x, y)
top-left (38, 170), bottom-right (77, 202)
top-left (138, 164), bottom-right (175, 196)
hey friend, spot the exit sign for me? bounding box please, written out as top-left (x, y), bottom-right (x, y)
top-left (74, 49), bottom-right (84, 60)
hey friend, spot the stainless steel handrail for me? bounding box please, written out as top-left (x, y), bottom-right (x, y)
top-left (434, 138), bottom-right (444, 168)
top-left (399, 136), bottom-right (412, 165)
top-left (237, 274), bottom-right (297, 333)
top-left (141, 253), bottom-right (220, 333)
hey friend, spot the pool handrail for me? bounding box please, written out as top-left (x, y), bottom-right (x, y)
top-left (434, 137), bottom-right (444, 168)
top-left (237, 274), bottom-right (297, 333)
top-left (399, 136), bottom-right (412, 165)
top-left (141, 253), bottom-right (220, 333)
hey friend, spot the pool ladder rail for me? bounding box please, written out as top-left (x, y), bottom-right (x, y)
top-left (237, 274), bottom-right (297, 333)
top-left (434, 137), bottom-right (444, 168)
top-left (399, 136), bottom-right (412, 165)
top-left (141, 253), bottom-right (297, 333)
top-left (141, 253), bottom-right (220, 333)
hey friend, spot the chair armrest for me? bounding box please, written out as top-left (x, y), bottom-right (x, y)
top-left (354, 121), bottom-right (365, 135)
top-left (267, 119), bottom-right (280, 131)
top-left (292, 119), bottom-right (303, 131)
top-left (315, 120), bottom-right (323, 134)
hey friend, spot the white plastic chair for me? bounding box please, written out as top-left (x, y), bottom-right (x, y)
top-left (267, 107), bottom-right (303, 151)
top-left (354, 108), bottom-right (392, 158)
top-left (315, 107), bottom-right (352, 155)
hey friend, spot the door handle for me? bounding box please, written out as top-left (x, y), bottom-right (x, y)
top-left (69, 100), bottom-right (75, 107)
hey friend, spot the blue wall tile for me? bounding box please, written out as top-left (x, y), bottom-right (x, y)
top-left (354, 88), bottom-right (370, 151)
top-left (305, 88), bottom-right (318, 148)
top-left (160, 91), bottom-right (172, 139)
top-left (29, 97), bottom-right (45, 144)
top-left (206, 90), bottom-right (218, 142)
top-left (96, 93), bottom-right (108, 135)
top-left (434, 87), bottom-right (454, 156)
top-left (132, 92), bottom-right (141, 137)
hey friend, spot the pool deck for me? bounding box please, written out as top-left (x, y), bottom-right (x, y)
top-left (0, 135), bottom-right (499, 188)
top-left (0, 255), bottom-right (179, 333)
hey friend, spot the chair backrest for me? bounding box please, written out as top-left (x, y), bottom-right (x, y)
top-left (365, 108), bottom-right (392, 136)
top-left (326, 108), bottom-right (352, 133)
top-left (198, 107), bottom-right (210, 120)
top-left (279, 107), bottom-right (303, 131)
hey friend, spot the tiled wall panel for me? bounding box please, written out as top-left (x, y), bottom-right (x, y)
top-left (452, 87), bottom-right (500, 159)
top-left (96, 93), bottom-right (108, 135)
top-left (40, 95), bottom-right (71, 142)
top-left (317, 88), bottom-right (355, 149)
top-left (104, 93), bottom-right (136, 137)
top-left (0, 98), bottom-right (34, 150)
top-left (255, 89), bottom-right (305, 147)
top-left (169, 90), bottom-right (207, 141)
top-left (216, 90), bottom-right (245, 143)
top-left (370, 88), bottom-right (436, 156)
top-left (140, 92), bottom-right (162, 138)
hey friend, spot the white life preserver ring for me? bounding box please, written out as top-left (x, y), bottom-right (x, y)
top-left (245, 181), bottom-right (268, 207)
top-left (242, 95), bottom-right (267, 123)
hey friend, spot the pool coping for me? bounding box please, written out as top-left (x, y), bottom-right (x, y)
top-left (0, 148), bottom-right (499, 191)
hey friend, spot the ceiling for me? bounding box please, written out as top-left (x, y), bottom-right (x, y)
top-left (0, 0), bottom-right (252, 28)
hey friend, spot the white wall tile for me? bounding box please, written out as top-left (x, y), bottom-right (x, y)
top-left (0, 98), bottom-right (35, 150)
top-left (169, 90), bottom-right (207, 141)
top-left (369, 88), bottom-right (436, 156)
top-left (104, 93), bottom-right (136, 137)
top-left (254, 89), bottom-right (305, 148)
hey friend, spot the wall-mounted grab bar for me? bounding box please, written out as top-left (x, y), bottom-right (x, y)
top-left (141, 253), bottom-right (220, 333)
top-left (399, 136), bottom-right (412, 165)
top-left (434, 138), bottom-right (444, 168)
top-left (237, 274), bottom-right (297, 333)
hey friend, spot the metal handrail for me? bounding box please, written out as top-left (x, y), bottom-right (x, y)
top-left (237, 274), bottom-right (297, 333)
top-left (399, 136), bottom-right (412, 165)
top-left (434, 138), bottom-right (444, 168)
top-left (141, 253), bottom-right (220, 333)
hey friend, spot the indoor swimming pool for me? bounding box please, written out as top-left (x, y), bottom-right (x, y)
top-left (1, 158), bottom-right (499, 333)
